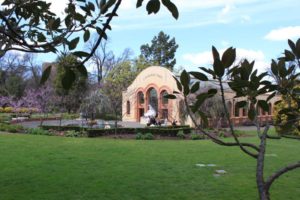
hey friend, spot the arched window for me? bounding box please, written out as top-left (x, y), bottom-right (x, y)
top-left (161, 90), bottom-right (168, 105)
top-left (147, 87), bottom-right (158, 112)
top-left (126, 101), bottom-right (130, 114)
top-left (138, 92), bottom-right (144, 104)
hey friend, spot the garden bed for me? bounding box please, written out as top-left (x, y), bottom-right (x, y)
top-left (40, 125), bottom-right (193, 138)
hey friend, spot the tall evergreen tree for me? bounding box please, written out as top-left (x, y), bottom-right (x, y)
top-left (140, 31), bottom-right (178, 71)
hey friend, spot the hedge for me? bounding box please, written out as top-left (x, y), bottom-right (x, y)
top-left (40, 125), bottom-right (193, 137)
top-left (87, 127), bottom-right (192, 137)
top-left (40, 125), bottom-right (86, 132)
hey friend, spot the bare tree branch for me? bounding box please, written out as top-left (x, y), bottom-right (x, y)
top-left (265, 161), bottom-right (300, 193)
top-left (218, 78), bottom-right (259, 158)
top-left (183, 96), bottom-right (260, 155)
top-left (82, 0), bottom-right (122, 65)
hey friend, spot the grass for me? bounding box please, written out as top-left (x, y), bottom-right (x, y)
top-left (0, 133), bottom-right (299, 200)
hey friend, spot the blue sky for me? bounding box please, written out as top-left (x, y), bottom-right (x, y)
top-left (38, 0), bottom-right (300, 73)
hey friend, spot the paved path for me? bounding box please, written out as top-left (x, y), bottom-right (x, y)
top-left (17, 119), bottom-right (268, 130)
top-left (17, 119), bottom-right (145, 128)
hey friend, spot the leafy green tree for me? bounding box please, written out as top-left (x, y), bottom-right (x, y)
top-left (54, 54), bottom-right (88, 113)
top-left (140, 31), bottom-right (178, 70)
top-left (100, 61), bottom-right (135, 133)
top-left (273, 87), bottom-right (300, 136)
top-left (269, 44), bottom-right (300, 137)
top-left (4, 75), bottom-right (25, 98)
top-left (132, 55), bottom-right (151, 74)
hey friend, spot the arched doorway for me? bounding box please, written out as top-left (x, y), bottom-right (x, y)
top-left (147, 87), bottom-right (158, 116)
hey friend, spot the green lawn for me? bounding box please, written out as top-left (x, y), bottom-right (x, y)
top-left (0, 133), bottom-right (299, 200)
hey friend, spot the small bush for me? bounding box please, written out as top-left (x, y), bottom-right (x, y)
top-left (15, 107), bottom-right (29, 113)
top-left (0, 123), bottom-right (23, 133)
top-left (0, 123), bottom-right (8, 131)
top-left (27, 128), bottom-right (52, 136)
top-left (143, 133), bottom-right (154, 140)
top-left (41, 125), bottom-right (84, 132)
top-left (61, 113), bottom-right (80, 119)
top-left (218, 130), bottom-right (225, 137)
top-left (65, 130), bottom-right (80, 137)
top-left (29, 108), bottom-right (40, 113)
top-left (135, 132), bottom-right (143, 140)
top-left (234, 130), bottom-right (244, 137)
top-left (4, 107), bottom-right (13, 113)
top-left (6, 125), bottom-right (23, 133)
top-left (0, 115), bottom-right (11, 123)
top-left (177, 131), bottom-right (185, 139)
top-left (190, 133), bottom-right (201, 140)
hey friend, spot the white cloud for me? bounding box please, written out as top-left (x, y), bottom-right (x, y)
top-left (183, 51), bottom-right (212, 66)
top-left (221, 40), bottom-right (230, 47)
top-left (241, 15), bottom-right (251, 23)
top-left (183, 48), bottom-right (268, 73)
top-left (119, 0), bottom-right (135, 10)
top-left (173, 0), bottom-right (259, 11)
top-left (221, 4), bottom-right (232, 15)
top-left (45, 0), bottom-right (69, 17)
top-left (264, 26), bottom-right (300, 41)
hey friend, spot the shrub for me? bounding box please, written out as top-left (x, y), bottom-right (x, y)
top-left (218, 130), bottom-right (225, 137)
top-left (4, 107), bottom-right (13, 113)
top-left (6, 124), bottom-right (23, 133)
top-left (27, 128), bottom-right (52, 136)
top-left (29, 108), bottom-right (40, 113)
top-left (41, 125), bottom-right (84, 132)
top-left (234, 130), bottom-right (244, 137)
top-left (177, 130), bottom-right (185, 139)
top-left (61, 113), bottom-right (80, 119)
top-left (143, 133), bottom-right (154, 140)
top-left (20, 107), bottom-right (29, 113)
top-left (0, 123), bottom-right (8, 131)
top-left (64, 130), bottom-right (87, 137)
top-left (0, 123), bottom-right (23, 133)
top-left (0, 107), bottom-right (3, 113)
top-left (0, 115), bottom-right (11, 123)
top-left (65, 130), bottom-right (80, 137)
top-left (190, 133), bottom-right (201, 140)
top-left (273, 93), bottom-right (300, 136)
top-left (135, 132), bottom-right (143, 140)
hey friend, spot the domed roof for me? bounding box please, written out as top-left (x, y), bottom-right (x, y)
top-left (126, 66), bottom-right (178, 92)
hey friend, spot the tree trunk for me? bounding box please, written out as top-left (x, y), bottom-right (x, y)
top-left (256, 133), bottom-right (270, 200)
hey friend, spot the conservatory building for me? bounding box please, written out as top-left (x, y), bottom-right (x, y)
top-left (122, 66), bottom-right (281, 127)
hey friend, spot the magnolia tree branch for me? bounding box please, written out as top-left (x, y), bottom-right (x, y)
top-left (82, 0), bottom-right (122, 65)
top-left (265, 161), bottom-right (300, 192)
top-left (183, 96), bottom-right (259, 154)
top-left (218, 78), bottom-right (259, 158)
top-left (256, 126), bottom-right (270, 200)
